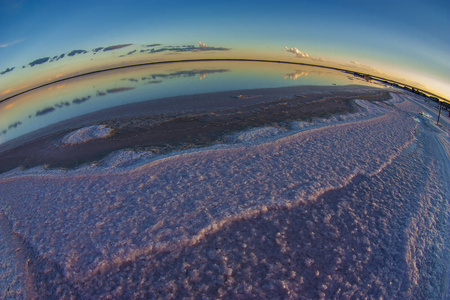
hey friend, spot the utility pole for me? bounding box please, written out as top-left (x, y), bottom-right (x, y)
top-left (437, 101), bottom-right (442, 125)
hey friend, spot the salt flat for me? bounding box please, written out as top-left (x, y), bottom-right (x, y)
top-left (0, 92), bottom-right (449, 298)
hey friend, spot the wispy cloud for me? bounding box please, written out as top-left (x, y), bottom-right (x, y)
top-left (0, 38), bottom-right (24, 48)
top-left (350, 60), bottom-right (383, 74)
top-left (284, 46), bottom-right (326, 62)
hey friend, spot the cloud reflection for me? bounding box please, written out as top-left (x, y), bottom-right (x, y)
top-left (284, 71), bottom-right (308, 80)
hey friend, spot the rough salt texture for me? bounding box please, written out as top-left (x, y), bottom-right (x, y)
top-left (225, 126), bottom-right (287, 144)
top-left (61, 125), bottom-right (113, 145)
top-left (0, 93), bottom-right (449, 298)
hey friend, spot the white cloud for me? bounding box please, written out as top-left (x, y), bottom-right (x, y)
top-left (285, 46), bottom-right (326, 62)
top-left (0, 38), bottom-right (24, 48)
top-left (198, 41), bottom-right (208, 48)
top-left (350, 60), bottom-right (382, 74)
top-left (285, 46), bottom-right (309, 58)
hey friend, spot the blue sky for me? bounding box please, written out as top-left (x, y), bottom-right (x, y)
top-left (1, 0), bottom-right (449, 97)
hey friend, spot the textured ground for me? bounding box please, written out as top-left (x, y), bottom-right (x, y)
top-left (61, 125), bottom-right (113, 145)
top-left (0, 92), bottom-right (449, 299)
top-left (0, 85), bottom-right (389, 173)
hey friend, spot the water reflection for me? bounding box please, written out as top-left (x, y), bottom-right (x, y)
top-left (0, 61), bottom-right (381, 144)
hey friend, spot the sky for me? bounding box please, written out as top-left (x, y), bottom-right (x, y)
top-left (0, 0), bottom-right (449, 99)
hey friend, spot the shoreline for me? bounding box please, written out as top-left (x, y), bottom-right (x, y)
top-left (1, 58), bottom-right (448, 104)
top-left (0, 84), bottom-right (390, 173)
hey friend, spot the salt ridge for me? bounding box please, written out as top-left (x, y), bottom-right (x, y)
top-left (1, 92), bottom-right (449, 297)
top-left (0, 94), bottom-right (417, 276)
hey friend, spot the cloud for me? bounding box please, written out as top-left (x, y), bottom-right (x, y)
top-left (0, 38), bottom-right (24, 48)
top-left (144, 44), bottom-right (161, 48)
top-left (285, 46), bottom-right (309, 58)
top-left (140, 44), bottom-right (230, 54)
top-left (350, 60), bottom-right (382, 73)
top-left (0, 67), bottom-right (14, 75)
top-left (103, 44), bottom-right (133, 52)
top-left (285, 46), bottom-right (326, 62)
top-left (198, 41), bottom-right (230, 51)
top-left (29, 57), bottom-right (50, 67)
top-left (68, 49), bottom-right (88, 57)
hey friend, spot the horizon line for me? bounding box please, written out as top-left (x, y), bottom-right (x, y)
top-left (1, 58), bottom-right (448, 104)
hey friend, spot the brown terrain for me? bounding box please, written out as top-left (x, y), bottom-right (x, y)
top-left (0, 85), bottom-right (391, 173)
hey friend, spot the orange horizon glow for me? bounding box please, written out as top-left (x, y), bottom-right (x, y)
top-left (1, 49), bottom-right (449, 104)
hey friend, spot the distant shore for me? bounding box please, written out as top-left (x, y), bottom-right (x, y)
top-left (1, 58), bottom-right (448, 105)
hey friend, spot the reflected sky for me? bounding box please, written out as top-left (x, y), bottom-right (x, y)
top-left (0, 0), bottom-right (449, 112)
top-left (0, 61), bottom-right (384, 144)
top-left (1, 0), bottom-right (449, 100)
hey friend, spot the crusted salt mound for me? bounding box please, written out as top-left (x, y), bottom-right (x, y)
top-left (62, 125), bottom-right (113, 145)
top-left (102, 150), bottom-right (154, 169)
top-left (225, 126), bottom-right (287, 144)
top-left (291, 99), bottom-right (392, 132)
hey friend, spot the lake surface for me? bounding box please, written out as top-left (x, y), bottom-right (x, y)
top-left (0, 61), bottom-right (385, 145)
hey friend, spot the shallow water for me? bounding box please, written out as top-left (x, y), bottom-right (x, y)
top-left (0, 61), bottom-right (386, 145)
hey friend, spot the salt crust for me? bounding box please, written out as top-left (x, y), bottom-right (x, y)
top-left (61, 125), bottom-right (113, 145)
top-left (1, 93), bottom-right (449, 298)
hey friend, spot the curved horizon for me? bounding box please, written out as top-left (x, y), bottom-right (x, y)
top-left (1, 1), bottom-right (449, 102)
top-left (1, 57), bottom-right (448, 104)
top-left (0, 58), bottom-right (399, 145)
